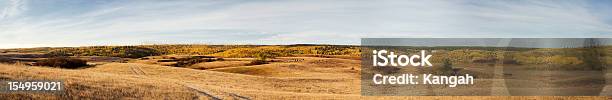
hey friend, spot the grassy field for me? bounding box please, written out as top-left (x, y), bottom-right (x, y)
top-left (2, 58), bottom-right (608, 99)
top-left (0, 45), bottom-right (610, 99)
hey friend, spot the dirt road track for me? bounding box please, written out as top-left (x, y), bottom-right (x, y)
top-left (129, 66), bottom-right (250, 100)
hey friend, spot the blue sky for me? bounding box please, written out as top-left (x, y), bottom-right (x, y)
top-left (0, 0), bottom-right (611, 48)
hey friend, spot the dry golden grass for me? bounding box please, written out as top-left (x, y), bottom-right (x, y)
top-left (0, 57), bottom-right (610, 99)
top-left (0, 64), bottom-right (198, 99)
top-left (187, 61), bottom-right (251, 70)
top-left (209, 57), bottom-right (359, 78)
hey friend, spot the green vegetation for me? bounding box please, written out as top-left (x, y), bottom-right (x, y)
top-left (47, 46), bottom-right (161, 58)
top-left (173, 57), bottom-right (213, 67)
top-left (7, 45), bottom-right (359, 58)
top-left (435, 58), bottom-right (454, 75)
top-left (249, 51), bottom-right (278, 65)
top-left (35, 57), bottom-right (88, 69)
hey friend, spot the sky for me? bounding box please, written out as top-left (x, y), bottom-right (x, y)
top-left (0, 0), bottom-right (611, 48)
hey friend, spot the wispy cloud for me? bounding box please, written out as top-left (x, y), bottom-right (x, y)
top-left (0, 0), bottom-right (26, 20)
top-left (0, 0), bottom-right (611, 48)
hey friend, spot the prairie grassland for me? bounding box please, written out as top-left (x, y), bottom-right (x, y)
top-left (1, 45), bottom-right (611, 99)
top-left (0, 57), bottom-right (609, 99)
top-left (0, 64), bottom-right (198, 99)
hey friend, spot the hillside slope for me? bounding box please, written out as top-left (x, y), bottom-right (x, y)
top-left (0, 57), bottom-right (609, 99)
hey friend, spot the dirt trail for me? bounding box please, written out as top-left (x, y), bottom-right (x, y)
top-left (229, 93), bottom-right (251, 100)
top-left (129, 65), bottom-right (250, 100)
top-left (129, 66), bottom-right (147, 75)
top-left (182, 84), bottom-right (223, 100)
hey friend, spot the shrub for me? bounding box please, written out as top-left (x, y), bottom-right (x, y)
top-left (172, 57), bottom-right (221, 67)
top-left (249, 51), bottom-right (278, 65)
top-left (435, 58), bottom-right (454, 75)
top-left (249, 59), bottom-right (268, 65)
top-left (46, 50), bottom-right (73, 57)
top-left (36, 57), bottom-right (88, 69)
top-left (254, 51), bottom-right (277, 61)
top-left (0, 57), bottom-right (15, 64)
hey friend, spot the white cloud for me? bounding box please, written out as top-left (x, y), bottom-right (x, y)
top-left (0, 0), bottom-right (26, 20)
